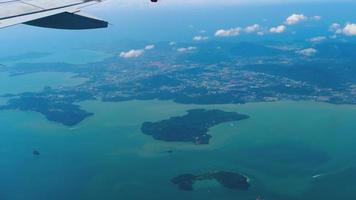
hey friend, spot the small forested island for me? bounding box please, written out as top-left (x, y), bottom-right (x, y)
top-left (171, 171), bottom-right (250, 191)
top-left (141, 109), bottom-right (249, 144)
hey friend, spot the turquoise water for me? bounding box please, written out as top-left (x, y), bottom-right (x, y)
top-left (1, 92), bottom-right (356, 199)
top-left (0, 49), bottom-right (112, 66)
top-left (11, 49), bottom-right (111, 65)
top-left (0, 72), bottom-right (87, 95)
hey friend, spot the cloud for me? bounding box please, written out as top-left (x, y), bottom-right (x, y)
top-left (169, 41), bottom-right (176, 46)
top-left (244, 24), bottom-right (261, 33)
top-left (285, 14), bottom-right (308, 25)
top-left (296, 48), bottom-right (317, 56)
top-left (177, 46), bottom-right (197, 52)
top-left (145, 45), bottom-right (155, 50)
top-left (120, 49), bottom-right (145, 58)
top-left (309, 36), bottom-right (326, 42)
top-left (343, 23), bottom-right (356, 36)
top-left (214, 24), bottom-right (263, 37)
top-left (209, 13), bottom-right (322, 39)
top-left (329, 23), bottom-right (342, 33)
top-left (193, 35), bottom-right (209, 41)
top-left (311, 15), bottom-right (322, 21)
top-left (330, 23), bottom-right (356, 36)
top-left (120, 44), bottom-right (155, 58)
top-left (215, 27), bottom-right (242, 37)
top-left (269, 25), bottom-right (286, 33)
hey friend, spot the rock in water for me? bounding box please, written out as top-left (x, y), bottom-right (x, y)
top-left (32, 150), bottom-right (40, 156)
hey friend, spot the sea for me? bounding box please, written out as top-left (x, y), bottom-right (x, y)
top-left (1, 70), bottom-right (356, 199)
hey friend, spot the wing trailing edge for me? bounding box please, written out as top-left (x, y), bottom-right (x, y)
top-left (0, 0), bottom-right (159, 30)
top-left (0, 0), bottom-right (107, 29)
top-left (24, 11), bottom-right (108, 29)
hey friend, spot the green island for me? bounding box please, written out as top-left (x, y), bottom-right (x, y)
top-left (141, 109), bottom-right (249, 144)
top-left (171, 171), bottom-right (250, 191)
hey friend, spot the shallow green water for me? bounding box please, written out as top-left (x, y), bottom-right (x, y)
top-left (0, 72), bottom-right (87, 95)
top-left (1, 49), bottom-right (112, 66)
top-left (1, 98), bottom-right (356, 200)
top-left (29, 49), bottom-right (112, 65)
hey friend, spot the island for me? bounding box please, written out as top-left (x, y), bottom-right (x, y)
top-left (141, 109), bottom-right (249, 144)
top-left (171, 171), bottom-right (250, 191)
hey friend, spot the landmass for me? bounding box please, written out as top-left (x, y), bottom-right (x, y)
top-left (1, 41), bottom-right (356, 126)
top-left (141, 109), bottom-right (249, 144)
top-left (171, 171), bottom-right (250, 191)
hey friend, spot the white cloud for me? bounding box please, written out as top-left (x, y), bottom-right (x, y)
top-left (120, 44), bottom-right (155, 58)
top-left (215, 27), bottom-right (242, 37)
top-left (330, 23), bottom-right (356, 36)
top-left (330, 23), bottom-right (341, 31)
top-left (214, 24), bottom-right (264, 37)
top-left (311, 16), bottom-right (322, 21)
top-left (269, 25), bottom-right (286, 33)
top-left (193, 35), bottom-right (209, 41)
top-left (309, 36), bottom-right (326, 42)
top-left (343, 23), bottom-right (356, 36)
top-left (329, 23), bottom-right (343, 34)
top-left (177, 46), bottom-right (197, 52)
top-left (169, 41), bottom-right (176, 46)
top-left (244, 24), bottom-right (261, 33)
top-left (145, 45), bottom-right (155, 50)
top-left (296, 48), bottom-right (317, 56)
top-left (285, 14), bottom-right (308, 25)
top-left (120, 49), bottom-right (145, 58)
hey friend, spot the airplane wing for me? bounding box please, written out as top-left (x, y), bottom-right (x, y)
top-left (0, 0), bottom-right (108, 29)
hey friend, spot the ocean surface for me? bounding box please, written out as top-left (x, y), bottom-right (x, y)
top-left (0, 72), bottom-right (87, 95)
top-left (1, 71), bottom-right (356, 200)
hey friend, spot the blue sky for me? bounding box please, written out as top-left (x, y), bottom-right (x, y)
top-left (93, 0), bottom-right (353, 9)
top-left (84, 1), bottom-right (356, 42)
top-left (0, 0), bottom-right (355, 58)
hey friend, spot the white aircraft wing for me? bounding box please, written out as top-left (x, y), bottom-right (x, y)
top-left (0, 0), bottom-right (108, 29)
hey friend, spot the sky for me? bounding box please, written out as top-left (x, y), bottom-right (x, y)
top-left (94, 0), bottom-right (353, 9)
top-left (85, 0), bottom-right (356, 41)
top-left (0, 0), bottom-right (355, 58)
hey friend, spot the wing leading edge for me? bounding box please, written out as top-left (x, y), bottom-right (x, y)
top-left (0, 0), bottom-right (108, 29)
